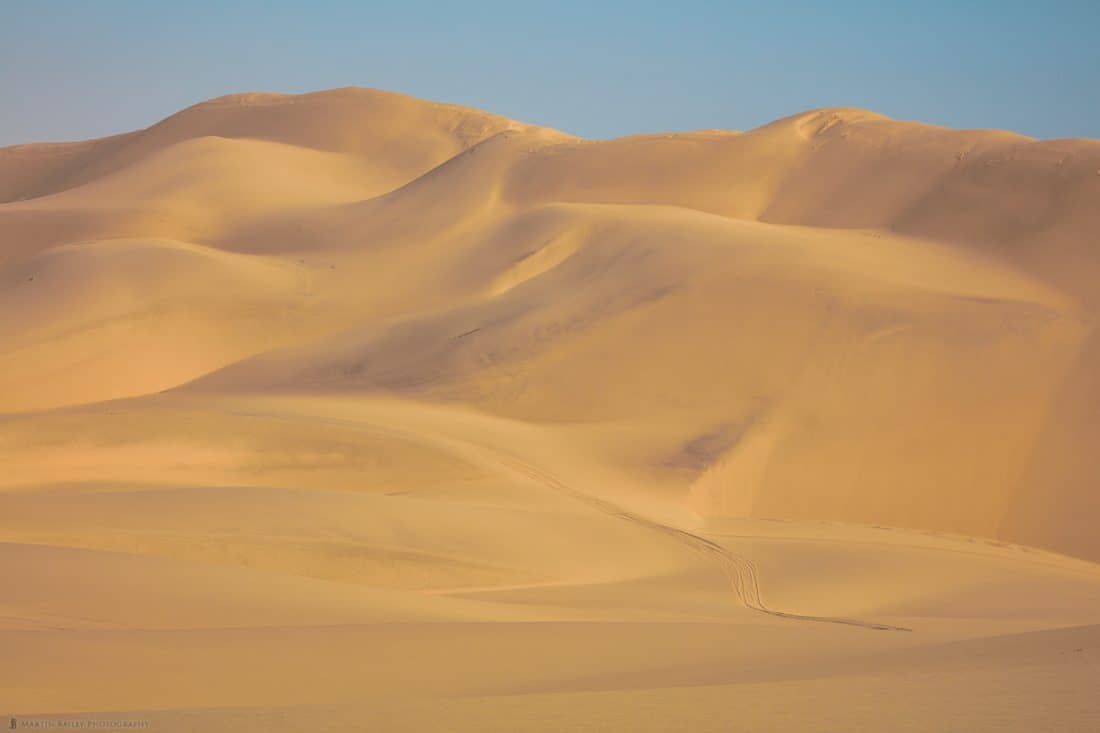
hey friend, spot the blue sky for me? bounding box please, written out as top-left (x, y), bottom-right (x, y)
top-left (1, 1), bottom-right (1098, 146)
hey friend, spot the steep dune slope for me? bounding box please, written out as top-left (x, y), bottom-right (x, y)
top-left (0, 137), bottom-right (390, 265)
top-left (0, 237), bottom-right (320, 410)
top-left (0, 87), bottom-right (546, 203)
top-left (0, 88), bottom-right (563, 263)
top-left (0, 94), bottom-right (569, 408)
top-left (191, 203), bottom-right (1089, 555)
top-left (503, 107), bottom-right (1100, 298)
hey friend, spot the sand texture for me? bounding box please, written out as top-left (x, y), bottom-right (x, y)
top-left (2, 88), bottom-right (1099, 731)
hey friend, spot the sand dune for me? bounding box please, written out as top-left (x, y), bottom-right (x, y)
top-left (2, 88), bottom-right (1099, 731)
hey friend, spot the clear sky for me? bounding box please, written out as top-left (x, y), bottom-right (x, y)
top-left (2, 1), bottom-right (1098, 146)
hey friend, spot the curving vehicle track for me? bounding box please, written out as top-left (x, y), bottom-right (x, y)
top-left (223, 396), bottom-right (911, 632)
top-left (493, 452), bottom-right (912, 632)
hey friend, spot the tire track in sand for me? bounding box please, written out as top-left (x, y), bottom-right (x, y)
top-left (220, 398), bottom-right (910, 632)
top-left (493, 454), bottom-right (911, 632)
